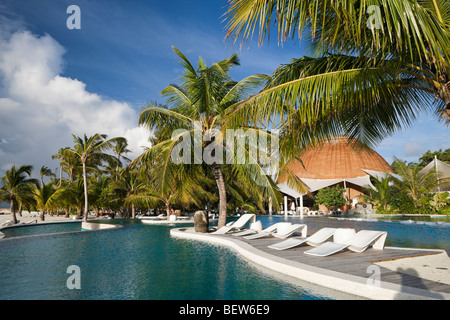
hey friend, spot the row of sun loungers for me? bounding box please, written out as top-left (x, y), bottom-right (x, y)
top-left (212, 214), bottom-right (388, 257)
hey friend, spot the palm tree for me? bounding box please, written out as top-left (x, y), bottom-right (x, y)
top-left (52, 179), bottom-right (87, 219)
top-left (52, 147), bottom-right (69, 186)
top-left (66, 133), bottom-right (125, 222)
top-left (32, 182), bottom-right (56, 221)
top-left (61, 149), bottom-right (81, 182)
top-left (360, 175), bottom-right (394, 211)
top-left (39, 166), bottom-right (53, 188)
top-left (391, 159), bottom-right (442, 207)
top-left (0, 165), bottom-right (38, 224)
top-left (112, 140), bottom-right (132, 174)
top-left (136, 47), bottom-right (285, 228)
top-left (111, 169), bottom-right (148, 218)
top-left (224, 0), bottom-right (450, 149)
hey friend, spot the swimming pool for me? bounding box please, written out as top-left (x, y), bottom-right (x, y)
top-left (0, 220), bottom-right (336, 300)
top-left (0, 216), bottom-right (448, 300)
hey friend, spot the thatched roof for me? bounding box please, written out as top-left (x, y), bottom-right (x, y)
top-left (282, 137), bottom-right (394, 181)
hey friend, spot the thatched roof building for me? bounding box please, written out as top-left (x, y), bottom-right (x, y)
top-left (276, 137), bottom-right (394, 212)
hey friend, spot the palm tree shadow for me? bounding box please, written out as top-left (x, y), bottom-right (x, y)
top-left (394, 267), bottom-right (444, 300)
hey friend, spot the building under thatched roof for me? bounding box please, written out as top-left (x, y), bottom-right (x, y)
top-left (276, 136), bottom-right (394, 213)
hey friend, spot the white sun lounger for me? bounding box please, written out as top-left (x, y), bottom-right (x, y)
top-left (267, 227), bottom-right (336, 250)
top-left (232, 220), bottom-right (263, 236)
top-left (304, 229), bottom-right (388, 257)
top-left (244, 223), bottom-right (307, 239)
top-left (212, 214), bottom-right (256, 234)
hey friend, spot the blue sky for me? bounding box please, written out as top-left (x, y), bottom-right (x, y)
top-left (0, 0), bottom-right (448, 179)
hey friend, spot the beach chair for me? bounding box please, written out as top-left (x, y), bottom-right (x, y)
top-left (304, 229), bottom-right (388, 257)
top-left (235, 222), bottom-right (285, 237)
top-left (244, 222), bottom-right (307, 240)
top-left (232, 220), bottom-right (263, 236)
top-left (211, 214), bottom-right (256, 234)
top-left (267, 227), bottom-right (336, 250)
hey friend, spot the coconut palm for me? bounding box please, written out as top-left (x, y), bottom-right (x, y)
top-left (224, 0), bottom-right (450, 149)
top-left (112, 140), bottom-right (132, 173)
top-left (0, 165), bottom-right (39, 224)
top-left (32, 182), bottom-right (56, 221)
top-left (39, 166), bottom-right (53, 188)
top-left (391, 159), bottom-right (443, 207)
top-left (61, 149), bottom-right (81, 182)
top-left (52, 147), bottom-right (69, 186)
top-left (66, 133), bottom-right (125, 222)
top-left (52, 179), bottom-right (87, 219)
top-left (110, 169), bottom-right (148, 218)
top-left (360, 175), bottom-right (394, 211)
top-left (136, 47), bottom-right (287, 228)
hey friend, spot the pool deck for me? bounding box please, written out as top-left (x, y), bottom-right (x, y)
top-left (170, 227), bottom-right (450, 300)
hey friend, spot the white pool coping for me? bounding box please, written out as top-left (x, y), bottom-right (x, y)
top-left (170, 227), bottom-right (450, 300)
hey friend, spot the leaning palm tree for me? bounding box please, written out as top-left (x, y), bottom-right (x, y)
top-left (224, 0), bottom-right (450, 148)
top-left (136, 47), bottom-right (286, 228)
top-left (0, 165), bottom-right (39, 224)
top-left (66, 133), bottom-right (125, 222)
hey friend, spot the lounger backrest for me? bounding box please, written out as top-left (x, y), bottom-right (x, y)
top-left (348, 230), bottom-right (387, 248)
top-left (250, 221), bottom-right (263, 231)
top-left (232, 214), bottom-right (255, 228)
top-left (333, 228), bottom-right (356, 244)
top-left (273, 222), bottom-right (292, 234)
top-left (308, 228), bottom-right (336, 242)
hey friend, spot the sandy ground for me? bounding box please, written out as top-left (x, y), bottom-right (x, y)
top-left (0, 210), bottom-right (88, 225)
top-left (1, 209), bottom-right (449, 286)
top-left (375, 251), bottom-right (450, 285)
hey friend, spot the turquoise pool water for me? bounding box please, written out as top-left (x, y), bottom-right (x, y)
top-left (0, 220), bottom-right (332, 300)
top-left (0, 216), bottom-right (448, 300)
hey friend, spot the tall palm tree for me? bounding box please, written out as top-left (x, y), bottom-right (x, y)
top-left (66, 133), bottom-right (125, 222)
top-left (61, 149), bottom-right (81, 182)
top-left (136, 47), bottom-right (285, 228)
top-left (0, 165), bottom-right (38, 224)
top-left (112, 140), bottom-right (132, 174)
top-left (224, 0), bottom-right (450, 148)
top-left (52, 147), bottom-right (69, 186)
top-left (39, 166), bottom-right (53, 188)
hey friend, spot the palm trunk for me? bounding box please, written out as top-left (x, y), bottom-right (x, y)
top-left (82, 161), bottom-right (89, 222)
top-left (59, 164), bottom-right (63, 187)
top-left (166, 203), bottom-right (171, 220)
top-left (10, 198), bottom-right (17, 224)
top-left (212, 163), bottom-right (227, 229)
top-left (131, 203), bottom-right (136, 219)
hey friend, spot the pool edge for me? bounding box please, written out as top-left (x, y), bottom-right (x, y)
top-left (170, 227), bottom-right (450, 301)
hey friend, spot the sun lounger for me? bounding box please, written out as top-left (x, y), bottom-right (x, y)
top-left (235, 222), bottom-right (286, 237)
top-left (267, 227), bottom-right (336, 250)
top-left (212, 213), bottom-right (256, 234)
top-left (244, 222), bottom-right (307, 239)
top-left (304, 229), bottom-right (387, 257)
top-left (232, 220), bottom-right (263, 236)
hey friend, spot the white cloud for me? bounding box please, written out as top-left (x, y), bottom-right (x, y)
top-left (0, 30), bottom-right (150, 177)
